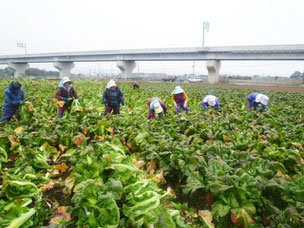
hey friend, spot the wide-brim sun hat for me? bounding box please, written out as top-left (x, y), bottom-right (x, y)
top-left (153, 101), bottom-right (163, 113)
top-left (61, 77), bottom-right (72, 85)
top-left (256, 94), bottom-right (269, 105)
top-left (107, 80), bottom-right (116, 89)
top-left (207, 96), bottom-right (216, 106)
top-left (171, 86), bottom-right (184, 95)
top-left (260, 95), bottom-right (269, 105)
top-left (203, 95), bottom-right (216, 106)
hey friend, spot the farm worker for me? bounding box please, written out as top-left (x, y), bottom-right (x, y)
top-left (0, 81), bottom-right (25, 122)
top-left (55, 77), bottom-right (80, 118)
top-left (201, 94), bottom-right (220, 110)
top-left (171, 86), bottom-right (189, 113)
top-left (102, 80), bottom-right (125, 115)
top-left (133, 82), bottom-right (139, 89)
top-left (147, 97), bottom-right (168, 120)
top-left (247, 93), bottom-right (269, 111)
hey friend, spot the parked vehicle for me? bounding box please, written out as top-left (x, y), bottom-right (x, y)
top-left (162, 76), bottom-right (177, 82)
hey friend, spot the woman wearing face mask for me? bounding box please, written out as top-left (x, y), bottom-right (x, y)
top-left (0, 81), bottom-right (25, 122)
top-left (55, 77), bottom-right (80, 118)
top-left (102, 80), bottom-right (125, 116)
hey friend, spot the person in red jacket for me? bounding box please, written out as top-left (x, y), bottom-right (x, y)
top-left (171, 86), bottom-right (189, 114)
top-left (55, 77), bottom-right (80, 118)
top-left (147, 97), bottom-right (168, 120)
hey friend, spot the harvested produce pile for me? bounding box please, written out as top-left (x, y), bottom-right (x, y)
top-left (0, 79), bottom-right (303, 227)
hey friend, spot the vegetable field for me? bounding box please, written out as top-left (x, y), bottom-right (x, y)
top-left (0, 79), bottom-right (304, 228)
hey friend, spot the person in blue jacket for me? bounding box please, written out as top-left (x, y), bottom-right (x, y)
top-left (247, 93), bottom-right (269, 111)
top-left (201, 94), bottom-right (220, 110)
top-left (0, 81), bottom-right (25, 122)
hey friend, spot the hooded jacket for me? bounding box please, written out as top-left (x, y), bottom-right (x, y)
top-left (102, 87), bottom-right (125, 106)
top-left (3, 83), bottom-right (25, 111)
top-left (55, 81), bottom-right (79, 106)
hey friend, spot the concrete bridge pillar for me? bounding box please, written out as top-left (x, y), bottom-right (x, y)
top-left (206, 60), bottom-right (221, 84)
top-left (116, 60), bottom-right (136, 78)
top-left (8, 63), bottom-right (29, 78)
top-left (54, 61), bottom-right (75, 79)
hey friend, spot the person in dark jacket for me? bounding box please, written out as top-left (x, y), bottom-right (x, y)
top-left (0, 81), bottom-right (25, 122)
top-left (247, 93), bottom-right (269, 111)
top-left (102, 80), bottom-right (125, 115)
top-left (201, 94), bottom-right (220, 110)
top-left (55, 77), bottom-right (80, 118)
top-left (133, 82), bottom-right (139, 89)
top-left (147, 97), bottom-right (168, 120)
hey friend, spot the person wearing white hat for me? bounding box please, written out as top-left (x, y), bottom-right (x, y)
top-left (171, 86), bottom-right (189, 114)
top-left (102, 80), bottom-right (125, 115)
top-left (55, 77), bottom-right (80, 118)
top-left (247, 93), bottom-right (269, 111)
top-left (147, 97), bottom-right (168, 120)
top-left (201, 94), bottom-right (220, 110)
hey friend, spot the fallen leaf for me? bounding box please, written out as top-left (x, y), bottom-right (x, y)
top-left (14, 126), bottom-right (25, 134)
top-left (223, 135), bottom-right (230, 142)
top-left (59, 144), bottom-right (68, 153)
top-left (8, 135), bottom-right (19, 150)
top-left (291, 142), bottom-right (303, 151)
top-left (135, 160), bottom-right (146, 169)
top-left (56, 164), bottom-right (69, 174)
top-left (82, 127), bottom-right (90, 136)
top-left (198, 210), bottom-right (215, 228)
top-left (73, 133), bottom-right (86, 147)
top-left (147, 160), bottom-right (157, 174)
top-left (39, 180), bottom-right (58, 192)
top-left (152, 170), bottom-right (167, 184)
top-left (50, 212), bottom-right (71, 224)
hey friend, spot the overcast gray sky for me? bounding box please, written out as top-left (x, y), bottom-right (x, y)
top-left (0, 0), bottom-right (304, 76)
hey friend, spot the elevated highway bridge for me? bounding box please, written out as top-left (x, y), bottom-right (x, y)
top-left (0, 44), bottom-right (304, 83)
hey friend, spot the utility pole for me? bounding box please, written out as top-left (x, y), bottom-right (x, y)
top-left (202, 21), bottom-right (210, 47)
top-left (137, 62), bottom-right (139, 75)
top-left (111, 63), bottom-right (113, 77)
top-left (192, 61), bottom-right (195, 77)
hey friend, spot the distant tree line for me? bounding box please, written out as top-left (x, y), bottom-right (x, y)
top-left (25, 68), bottom-right (59, 77)
top-left (290, 71), bottom-right (304, 79)
top-left (0, 67), bottom-right (59, 77)
top-left (0, 68), bottom-right (14, 76)
top-left (227, 75), bottom-right (252, 80)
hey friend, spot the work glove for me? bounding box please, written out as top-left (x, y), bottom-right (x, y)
top-left (255, 106), bottom-right (260, 111)
top-left (63, 97), bottom-right (68, 102)
top-left (122, 101), bottom-right (125, 106)
top-left (264, 107), bottom-right (268, 112)
top-left (77, 98), bottom-right (81, 103)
